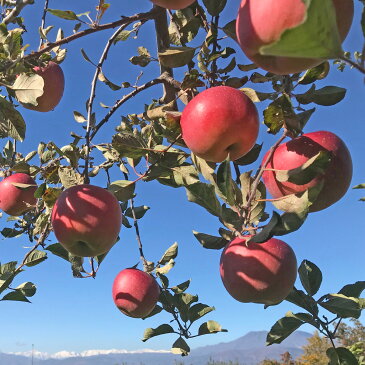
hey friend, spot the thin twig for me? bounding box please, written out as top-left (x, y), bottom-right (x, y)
top-left (38, 0), bottom-right (49, 50)
top-left (2, 0), bottom-right (34, 25)
top-left (340, 55), bottom-right (365, 75)
top-left (83, 24), bottom-right (128, 183)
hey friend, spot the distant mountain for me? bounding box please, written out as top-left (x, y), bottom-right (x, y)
top-left (1, 330), bottom-right (312, 365)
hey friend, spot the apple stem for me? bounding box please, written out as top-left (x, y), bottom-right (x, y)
top-left (242, 129), bottom-right (289, 227)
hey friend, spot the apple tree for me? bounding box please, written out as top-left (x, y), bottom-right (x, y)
top-left (0, 0), bottom-right (364, 362)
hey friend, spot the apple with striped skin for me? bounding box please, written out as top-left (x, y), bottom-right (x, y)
top-left (112, 268), bottom-right (160, 318)
top-left (51, 184), bottom-right (122, 257)
top-left (150, 0), bottom-right (195, 10)
top-left (262, 131), bottom-right (353, 212)
top-left (0, 173), bottom-right (37, 216)
top-left (20, 61), bottom-right (65, 112)
top-left (220, 237), bottom-right (297, 305)
top-left (180, 86), bottom-right (259, 163)
top-left (236, 0), bottom-right (354, 74)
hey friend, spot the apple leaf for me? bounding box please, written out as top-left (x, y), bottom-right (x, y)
top-left (249, 211), bottom-right (281, 244)
top-left (299, 260), bottom-right (322, 296)
top-left (155, 259), bottom-right (175, 275)
top-left (285, 287), bottom-right (319, 316)
top-left (58, 166), bottom-right (83, 189)
top-left (13, 73), bottom-right (44, 106)
top-left (1, 290), bottom-right (30, 303)
top-left (108, 180), bottom-right (135, 202)
top-left (98, 71), bottom-right (121, 91)
top-left (319, 294), bottom-right (364, 318)
top-left (112, 133), bottom-right (147, 159)
top-left (0, 97), bottom-right (26, 141)
top-left (189, 303), bottom-right (215, 323)
top-left (16, 282), bottom-right (36, 297)
top-left (298, 62), bottom-right (330, 85)
top-left (216, 159), bottom-right (241, 207)
top-left (295, 85), bottom-right (316, 105)
top-left (222, 20), bottom-right (237, 42)
top-left (260, 0), bottom-right (343, 60)
top-left (47, 9), bottom-right (79, 20)
top-left (159, 242), bottom-right (178, 265)
top-left (266, 311), bottom-right (315, 345)
top-left (171, 280), bottom-right (191, 294)
top-left (159, 47), bottom-right (195, 68)
top-left (24, 250), bottom-right (47, 267)
top-left (125, 205), bottom-right (150, 220)
top-left (326, 347), bottom-right (359, 365)
top-left (193, 231), bottom-right (228, 250)
top-left (46, 243), bottom-right (71, 262)
top-left (185, 182), bottom-right (222, 217)
top-left (312, 86), bottom-right (347, 106)
top-left (338, 281), bottom-right (365, 298)
top-left (141, 304), bottom-right (163, 320)
top-left (171, 337), bottom-right (190, 356)
top-left (198, 320), bottom-right (227, 336)
top-left (241, 88), bottom-right (271, 103)
top-left (157, 165), bottom-right (200, 188)
top-left (142, 324), bottom-right (175, 342)
top-left (203, 0), bottom-right (227, 16)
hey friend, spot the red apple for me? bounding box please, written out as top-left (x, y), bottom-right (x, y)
top-left (112, 268), bottom-right (160, 318)
top-left (262, 131), bottom-right (352, 212)
top-left (220, 237), bottom-right (297, 305)
top-left (51, 184), bottom-right (122, 257)
top-left (180, 86), bottom-right (259, 162)
top-left (0, 173), bottom-right (37, 216)
top-left (236, 0), bottom-right (354, 75)
top-left (150, 0), bottom-right (195, 10)
top-left (21, 61), bottom-right (65, 112)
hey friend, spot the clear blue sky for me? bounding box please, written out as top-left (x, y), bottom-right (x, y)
top-left (0, 0), bottom-right (364, 355)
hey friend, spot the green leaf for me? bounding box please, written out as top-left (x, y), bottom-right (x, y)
top-left (285, 287), bottom-right (319, 316)
top-left (189, 303), bottom-right (215, 323)
top-left (16, 282), bottom-right (36, 297)
top-left (203, 0), bottom-right (227, 16)
top-left (327, 347), bottom-right (359, 365)
top-left (24, 250), bottom-right (47, 267)
top-left (338, 281), bottom-right (365, 298)
top-left (185, 182), bottom-right (222, 217)
top-left (171, 337), bottom-right (190, 356)
top-left (319, 294), bottom-right (363, 318)
top-left (125, 205), bottom-right (150, 219)
top-left (114, 30), bottom-right (132, 43)
top-left (298, 260), bottom-right (322, 296)
top-left (141, 304), bottom-right (163, 320)
top-left (13, 73), bottom-right (44, 107)
top-left (1, 291), bottom-right (30, 303)
top-left (198, 320), bottom-right (227, 335)
top-left (46, 243), bottom-right (70, 262)
top-left (108, 180), bottom-right (135, 202)
top-left (155, 259), bottom-right (175, 275)
top-left (80, 48), bottom-right (93, 64)
top-left (0, 97), bottom-right (26, 141)
top-left (112, 133), bottom-right (147, 159)
top-left (216, 159), bottom-right (241, 206)
top-left (171, 280), bottom-right (191, 294)
top-left (98, 71), bottom-right (121, 91)
top-left (193, 231), bottom-right (228, 250)
top-left (266, 311), bottom-right (315, 345)
top-left (298, 62), bottom-right (330, 85)
top-left (47, 9), bottom-right (79, 20)
top-left (159, 47), bottom-right (195, 68)
top-left (249, 211), bottom-right (281, 244)
top-left (312, 86), bottom-right (347, 106)
top-left (142, 324), bottom-right (175, 342)
top-left (222, 20), bottom-right (237, 41)
top-left (261, 0), bottom-right (343, 60)
top-left (159, 242), bottom-right (178, 265)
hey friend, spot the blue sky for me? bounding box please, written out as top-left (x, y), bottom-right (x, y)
top-left (0, 0), bottom-right (364, 355)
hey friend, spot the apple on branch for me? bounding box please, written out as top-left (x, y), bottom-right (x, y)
top-left (112, 268), bottom-right (160, 318)
top-left (19, 61), bottom-right (65, 112)
top-left (220, 237), bottom-right (297, 305)
top-left (180, 86), bottom-right (259, 163)
top-left (51, 184), bottom-right (122, 257)
top-left (262, 131), bottom-right (353, 212)
top-left (236, 0), bottom-right (354, 75)
top-left (0, 173), bottom-right (37, 216)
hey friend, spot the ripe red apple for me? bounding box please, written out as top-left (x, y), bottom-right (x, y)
top-left (150, 0), bottom-right (195, 10)
top-left (0, 173), bottom-right (37, 216)
top-left (180, 86), bottom-right (259, 162)
top-left (220, 237), bottom-right (297, 305)
top-left (262, 131), bottom-right (352, 212)
top-left (51, 184), bottom-right (122, 257)
top-left (21, 61), bottom-right (65, 112)
top-left (112, 268), bottom-right (160, 318)
top-left (236, 0), bottom-right (354, 74)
